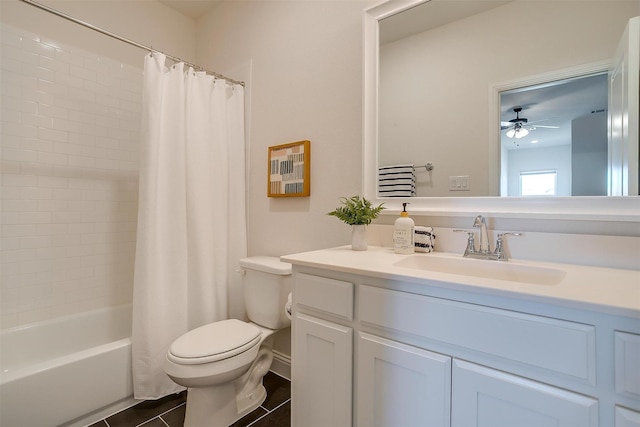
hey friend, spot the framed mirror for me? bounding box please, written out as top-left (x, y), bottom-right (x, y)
top-left (363, 0), bottom-right (639, 221)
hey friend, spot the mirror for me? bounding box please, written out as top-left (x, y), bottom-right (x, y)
top-left (363, 0), bottom-right (639, 218)
top-left (377, 0), bottom-right (638, 198)
top-left (500, 72), bottom-right (608, 197)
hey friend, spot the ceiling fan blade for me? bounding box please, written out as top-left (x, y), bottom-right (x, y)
top-left (527, 117), bottom-right (557, 125)
top-left (529, 125), bottom-right (560, 129)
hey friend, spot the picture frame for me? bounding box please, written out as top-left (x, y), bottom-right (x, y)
top-left (268, 140), bottom-right (310, 197)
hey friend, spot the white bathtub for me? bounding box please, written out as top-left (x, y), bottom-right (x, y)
top-left (0, 305), bottom-right (135, 427)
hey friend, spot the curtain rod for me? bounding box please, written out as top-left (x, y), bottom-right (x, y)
top-left (18, 0), bottom-right (245, 86)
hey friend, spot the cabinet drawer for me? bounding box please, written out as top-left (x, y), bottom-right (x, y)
top-left (296, 273), bottom-right (354, 320)
top-left (615, 331), bottom-right (640, 399)
top-left (359, 285), bottom-right (596, 383)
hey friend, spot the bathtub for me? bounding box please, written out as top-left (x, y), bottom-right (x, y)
top-left (0, 305), bottom-right (135, 427)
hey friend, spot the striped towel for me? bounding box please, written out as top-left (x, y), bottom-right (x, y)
top-left (378, 164), bottom-right (416, 197)
top-left (415, 226), bottom-right (436, 252)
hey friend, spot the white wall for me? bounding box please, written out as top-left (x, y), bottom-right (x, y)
top-left (379, 0), bottom-right (638, 196)
top-left (0, 0), bottom-right (195, 329)
top-left (572, 112), bottom-right (608, 196)
top-left (197, 0), bottom-right (374, 259)
top-left (196, 0), bottom-right (374, 362)
top-left (506, 145), bottom-right (572, 196)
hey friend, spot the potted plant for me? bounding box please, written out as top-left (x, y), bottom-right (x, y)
top-left (327, 195), bottom-right (385, 250)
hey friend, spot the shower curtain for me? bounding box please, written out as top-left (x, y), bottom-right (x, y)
top-left (132, 53), bottom-right (247, 399)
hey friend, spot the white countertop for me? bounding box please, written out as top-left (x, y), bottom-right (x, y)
top-left (282, 246), bottom-right (640, 317)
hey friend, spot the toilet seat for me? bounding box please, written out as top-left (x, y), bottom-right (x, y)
top-left (167, 319), bottom-right (261, 365)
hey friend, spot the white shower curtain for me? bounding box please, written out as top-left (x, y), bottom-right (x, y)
top-left (132, 53), bottom-right (247, 399)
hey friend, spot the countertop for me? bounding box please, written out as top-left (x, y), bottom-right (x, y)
top-left (282, 246), bottom-right (640, 317)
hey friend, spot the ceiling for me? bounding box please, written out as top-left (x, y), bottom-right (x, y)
top-left (157, 0), bottom-right (220, 19)
top-left (500, 73), bottom-right (608, 150)
top-left (379, 0), bottom-right (511, 44)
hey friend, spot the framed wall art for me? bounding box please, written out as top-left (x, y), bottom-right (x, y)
top-left (268, 140), bottom-right (310, 197)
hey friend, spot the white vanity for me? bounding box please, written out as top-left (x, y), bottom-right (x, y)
top-left (282, 247), bottom-right (640, 427)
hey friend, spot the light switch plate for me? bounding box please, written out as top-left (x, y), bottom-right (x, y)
top-left (449, 175), bottom-right (470, 191)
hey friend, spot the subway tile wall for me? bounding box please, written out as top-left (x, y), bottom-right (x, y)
top-left (1, 24), bottom-right (142, 329)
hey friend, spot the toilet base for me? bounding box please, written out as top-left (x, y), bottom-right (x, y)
top-left (238, 383), bottom-right (267, 419)
top-left (237, 383), bottom-right (267, 417)
top-left (182, 344), bottom-right (274, 427)
top-left (183, 382), bottom-right (267, 427)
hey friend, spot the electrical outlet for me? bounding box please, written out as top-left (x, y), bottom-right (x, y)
top-left (449, 175), bottom-right (470, 191)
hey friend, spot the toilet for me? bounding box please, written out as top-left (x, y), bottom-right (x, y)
top-left (164, 256), bottom-right (292, 427)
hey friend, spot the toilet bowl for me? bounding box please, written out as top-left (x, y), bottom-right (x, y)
top-left (163, 257), bottom-right (292, 427)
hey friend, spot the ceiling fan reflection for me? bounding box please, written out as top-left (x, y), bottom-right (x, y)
top-left (501, 106), bottom-right (559, 139)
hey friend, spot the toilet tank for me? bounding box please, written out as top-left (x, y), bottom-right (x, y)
top-left (239, 256), bottom-right (292, 330)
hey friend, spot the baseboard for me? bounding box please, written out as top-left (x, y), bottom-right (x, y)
top-left (270, 349), bottom-right (291, 380)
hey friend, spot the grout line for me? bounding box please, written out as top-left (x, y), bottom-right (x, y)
top-left (268, 368), bottom-right (291, 382)
top-left (137, 417), bottom-right (159, 427)
top-left (137, 416), bottom-right (165, 427)
top-left (245, 398), bottom-right (291, 427)
top-left (268, 398), bottom-right (291, 413)
top-left (160, 401), bottom-right (186, 417)
top-left (245, 411), bottom-right (269, 427)
top-left (136, 402), bottom-right (186, 427)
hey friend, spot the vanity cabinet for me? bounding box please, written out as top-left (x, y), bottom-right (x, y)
top-left (289, 263), bottom-right (640, 427)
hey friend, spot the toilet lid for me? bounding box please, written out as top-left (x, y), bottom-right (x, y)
top-left (168, 319), bottom-right (261, 365)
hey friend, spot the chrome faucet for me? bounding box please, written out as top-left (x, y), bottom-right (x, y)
top-left (454, 215), bottom-right (521, 261)
top-left (472, 215), bottom-right (490, 253)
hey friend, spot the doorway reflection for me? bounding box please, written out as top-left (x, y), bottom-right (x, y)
top-left (500, 73), bottom-right (608, 196)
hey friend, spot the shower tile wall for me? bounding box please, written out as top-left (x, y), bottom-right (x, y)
top-left (0, 24), bottom-right (142, 329)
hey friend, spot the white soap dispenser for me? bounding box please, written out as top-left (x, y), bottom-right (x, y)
top-left (393, 202), bottom-right (415, 254)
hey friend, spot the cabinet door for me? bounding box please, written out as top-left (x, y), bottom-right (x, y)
top-left (356, 333), bottom-right (451, 427)
top-left (615, 331), bottom-right (640, 399)
top-left (452, 359), bottom-right (598, 427)
top-left (292, 313), bottom-right (353, 427)
top-left (616, 406), bottom-right (640, 427)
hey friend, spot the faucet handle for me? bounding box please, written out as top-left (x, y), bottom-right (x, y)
top-left (495, 232), bottom-right (522, 260)
top-left (453, 229), bottom-right (476, 255)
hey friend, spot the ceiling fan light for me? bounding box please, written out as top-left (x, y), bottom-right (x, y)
top-left (506, 129), bottom-right (516, 138)
top-left (515, 128), bottom-right (529, 138)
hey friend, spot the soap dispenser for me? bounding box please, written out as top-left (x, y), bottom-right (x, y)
top-left (393, 203), bottom-right (415, 254)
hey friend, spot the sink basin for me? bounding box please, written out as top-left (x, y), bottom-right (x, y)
top-left (393, 255), bottom-right (566, 285)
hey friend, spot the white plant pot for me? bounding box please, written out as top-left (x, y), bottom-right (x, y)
top-left (351, 225), bottom-right (368, 251)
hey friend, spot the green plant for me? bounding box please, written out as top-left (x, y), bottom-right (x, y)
top-left (327, 195), bottom-right (385, 225)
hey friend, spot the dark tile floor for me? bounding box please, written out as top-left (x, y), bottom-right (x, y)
top-left (89, 372), bottom-right (290, 427)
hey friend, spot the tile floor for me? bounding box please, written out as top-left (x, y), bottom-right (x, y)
top-left (89, 372), bottom-right (290, 427)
